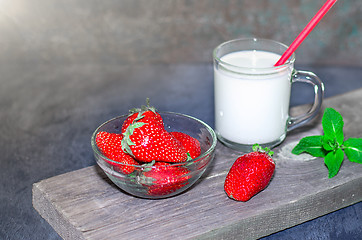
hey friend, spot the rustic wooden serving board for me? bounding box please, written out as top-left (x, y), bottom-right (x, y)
top-left (33, 89), bottom-right (362, 240)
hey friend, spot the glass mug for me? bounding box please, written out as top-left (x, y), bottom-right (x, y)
top-left (213, 38), bottom-right (324, 152)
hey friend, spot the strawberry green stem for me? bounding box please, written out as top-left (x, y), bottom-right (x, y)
top-left (252, 143), bottom-right (274, 157)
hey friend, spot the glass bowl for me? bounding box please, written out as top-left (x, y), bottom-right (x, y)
top-left (91, 112), bottom-right (217, 199)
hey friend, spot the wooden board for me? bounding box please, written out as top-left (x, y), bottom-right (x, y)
top-left (33, 89), bottom-right (362, 240)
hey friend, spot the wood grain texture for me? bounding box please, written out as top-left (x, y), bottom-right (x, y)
top-left (33, 89), bottom-right (362, 240)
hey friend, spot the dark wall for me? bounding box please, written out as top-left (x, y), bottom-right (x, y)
top-left (1, 0), bottom-right (361, 66)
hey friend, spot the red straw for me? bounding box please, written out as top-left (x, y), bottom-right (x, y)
top-left (275, 0), bottom-right (338, 66)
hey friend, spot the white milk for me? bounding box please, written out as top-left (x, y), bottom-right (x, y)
top-left (214, 50), bottom-right (292, 145)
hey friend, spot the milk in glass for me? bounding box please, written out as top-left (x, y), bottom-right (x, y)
top-left (214, 50), bottom-right (292, 145)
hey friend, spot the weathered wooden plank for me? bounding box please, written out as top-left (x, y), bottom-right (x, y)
top-left (33, 88), bottom-right (362, 240)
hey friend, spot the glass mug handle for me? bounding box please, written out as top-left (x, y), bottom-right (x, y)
top-left (287, 70), bottom-right (324, 131)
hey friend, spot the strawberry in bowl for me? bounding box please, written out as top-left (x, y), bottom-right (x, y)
top-left (91, 101), bottom-right (217, 199)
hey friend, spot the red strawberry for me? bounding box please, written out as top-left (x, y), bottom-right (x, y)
top-left (121, 98), bottom-right (163, 134)
top-left (224, 144), bottom-right (275, 201)
top-left (170, 132), bottom-right (201, 159)
top-left (96, 131), bottom-right (139, 174)
top-left (142, 162), bottom-right (191, 196)
top-left (122, 112), bottom-right (188, 163)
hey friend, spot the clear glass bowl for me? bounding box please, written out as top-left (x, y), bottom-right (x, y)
top-left (91, 112), bottom-right (217, 199)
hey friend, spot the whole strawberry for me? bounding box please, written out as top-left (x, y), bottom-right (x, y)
top-left (224, 144), bottom-right (275, 201)
top-left (122, 110), bottom-right (188, 163)
top-left (96, 131), bottom-right (139, 174)
top-left (170, 132), bottom-right (201, 159)
top-left (121, 98), bottom-right (163, 134)
top-left (142, 162), bottom-right (191, 196)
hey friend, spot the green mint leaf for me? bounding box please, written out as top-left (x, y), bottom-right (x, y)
top-left (292, 107), bottom-right (362, 178)
top-left (343, 138), bottom-right (362, 164)
top-left (322, 108), bottom-right (344, 146)
top-left (324, 148), bottom-right (344, 178)
top-left (321, 135), bottom-right (338, 151)
top-left (292, 135), bottom-right (328, 157)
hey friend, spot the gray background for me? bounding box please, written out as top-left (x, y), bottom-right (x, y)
top-left (1, 0), bottom-right (362, 66)
top-left (1, 0), bottom-right (361, 239)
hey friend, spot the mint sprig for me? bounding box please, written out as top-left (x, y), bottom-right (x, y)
top-left (292, 108), bottom-right (362, 178)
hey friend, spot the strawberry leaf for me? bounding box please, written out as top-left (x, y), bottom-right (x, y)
top-left (343, 138), bottom-right (362, 164)
top-left (130, 121), bottom-right (147, 130)
top-left (252, 143), bottom-right (274, 156)
top-left (129, 98), bottom-right (157, 115)
top-left (140, 98), bottom-right (157, 113)
top-left (142, 160), bottom-right (156, 172)
top-left (322, 108), bottom-right (344, 146)
top-left (292, 135), bottom-right (328, 157)
top-left (121, 120), bottom-right (147, 157)
top-left (134, 112), bottom-right (145, 122)
top-left (121, 137), bottom-right (135, 157)
top-left (324, 148), bottom-right (344, 178)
